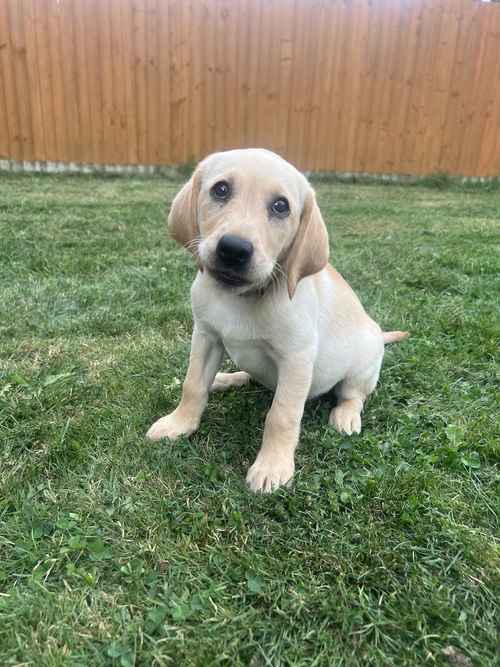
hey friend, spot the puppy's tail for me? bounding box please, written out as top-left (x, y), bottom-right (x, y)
top-left (383, 330), bottom-right (410, 344)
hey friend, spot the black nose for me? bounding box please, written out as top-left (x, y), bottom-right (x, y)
top-left (216, 234), bottom-right (254, 270)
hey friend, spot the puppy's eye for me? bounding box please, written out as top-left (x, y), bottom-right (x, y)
top-left (211, 180), bottom-right (231, 201)
top-left (270, 197), bottom-right (290, 217)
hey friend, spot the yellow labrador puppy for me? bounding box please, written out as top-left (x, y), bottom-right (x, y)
top-left (147, 149), bottom-right (408, 492)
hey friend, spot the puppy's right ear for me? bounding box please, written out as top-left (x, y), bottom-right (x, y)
top-left (168, 168), bottom-right (202, 263)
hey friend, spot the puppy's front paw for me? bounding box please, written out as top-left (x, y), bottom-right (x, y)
top-left (246, 454), bottom-right (295, 493)
top-left (146, 411), bottom-right (198, 441)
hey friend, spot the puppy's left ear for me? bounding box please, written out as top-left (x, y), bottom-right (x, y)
top-left (285, 189), bottom-right (330, 299)
top-left (168, 167), bottom-right (202, 265)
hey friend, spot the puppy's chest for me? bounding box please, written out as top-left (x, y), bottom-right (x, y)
top-left (198, 301), bottom-right (281, 387)
top-left (212, 307), bottom-right (275, 352)
top-left (223, 336), bottom-right (275, 387)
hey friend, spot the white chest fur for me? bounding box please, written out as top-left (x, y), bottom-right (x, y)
top-left (191, 273), bottom-right (318, 391)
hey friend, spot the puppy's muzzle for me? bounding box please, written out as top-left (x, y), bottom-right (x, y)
top-left (216, 234), bottom-right (254, 272)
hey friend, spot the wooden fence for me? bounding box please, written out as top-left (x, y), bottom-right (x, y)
top-left (1, 0), bottom-right (500, 176)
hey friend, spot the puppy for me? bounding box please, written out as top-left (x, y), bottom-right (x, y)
top-left (147, 149), bottom-right (408, 492)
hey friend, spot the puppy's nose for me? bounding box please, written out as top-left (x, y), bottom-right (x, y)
top-left (216, 234), bottom-right (254, 270)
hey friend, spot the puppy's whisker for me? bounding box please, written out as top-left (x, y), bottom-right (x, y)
top-left (185, 237), bottom-right (200, 248)
top-left (267, 263), bottom-right (285, 294)
top-left (272, 262), bottom-right (286, 287)
top-left (185, 237), bottom-right (201, 252)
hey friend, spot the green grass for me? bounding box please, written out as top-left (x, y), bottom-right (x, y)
top-left (0, 173), bottom-right (499, 667)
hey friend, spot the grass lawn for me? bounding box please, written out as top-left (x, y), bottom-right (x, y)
top-left (0, 173), bottom-right (498, 666)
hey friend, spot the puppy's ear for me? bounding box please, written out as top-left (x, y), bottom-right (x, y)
top-left (285, 189), bottom-right (329, 299)
top-left (168, 168), bottom-right (202, 264)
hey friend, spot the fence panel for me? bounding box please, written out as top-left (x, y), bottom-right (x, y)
top-left (1, 0), bottom-right (499, 175)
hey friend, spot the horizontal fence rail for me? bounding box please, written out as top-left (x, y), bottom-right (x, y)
top-left (1, 0), bottom-right (500, 176)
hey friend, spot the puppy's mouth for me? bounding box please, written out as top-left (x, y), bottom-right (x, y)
top-left (208, 267), bottom-right (250, 288)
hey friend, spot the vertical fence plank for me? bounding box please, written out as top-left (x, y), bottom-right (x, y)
top-left (181, 0), bottom-right (193, 162)
top-left (0, 41), bottom-right (10, 159)
top-left (59, 0), bottom-right (82, 163)
top-left (404, 3), bottom-right (441, 175)
top-left (370, 0), bottom-right (401, 174)
top-left (477, 8), bottom-right (500, 177)
top-left (31, 0), bottom-right (58, 161)
top-left (201, 0), bottom-right (216, 156)
top-left (108, 0), bottom-right (127, 164)
top-left (274, 0), bottom-right (295, 160)
top-left (265, 0), bottom-right (286, 157)
top-left (438, 6), bottom-right (467, 173)
top-left (459, 6), bottom-right (500, 177)
top-left (21, 0), bottom-right (45, 161)
top-left (301, 0), bottom-right (324, 171)
top-left (236, 0), bottom-right (251, 148)
top-left (0, 0), bottom-right (22, 160)
top-left (398, 0), bottom-right (430, 175)
top-left (317, 0), bottom-right (342, 171)
top-left (145, 0), bottom-right (159, 163)
top-left (428, 1), bottom-right (461, 175)
top-left (382, 0), bottom-right (411, 174)
top-left (331, 2), bottom-right (354, 172)
top-left (119, 0), bottom-right (138, 164)
top-left (7, 0), bottom-right (34, 162)
top-left (416, 2), bottom-right (446, 174)
top-left (156, 0), bottom-right (171, 164)
top-left (254, 0), bottom-right (273, 151)
top-left (168, 0), bottom-right (187, 163)
top-left (213, 0), bottom-right (226, 150)
top-left (98, 0), bottom-right (117, 164)
top-left (46, 0), bottom-right (70, 163)
top-left (246, 0), bottom-right (263, 147)
top-left (82, 0), bottom-right (104, 164)
top-left (344, 1), bottom-right (371, 173)
top-left (441, 4), bottom-right (483, 176)
top-left (232, 0), bottom-right (246, 153)
top-left (132, 0), bottom-right (148, 164)
top-left (353, 0), bottom-right (381, 174)
top-left (306, 0), bottom-right (329, 171)
top-left (391, 1), bottom-right (421, 175)
top-left (375, 0), bottom-right (405, 174)
top-left (221, 0), bottom-right (238, 150)
top-left (286, 0), bottom-right (309, 167)
top-left (71, 0), bottom-right (92, 164)
top-left (295, 0), bottom-right (320, 169)
top-left (190, 0), bottom-right (203, 160)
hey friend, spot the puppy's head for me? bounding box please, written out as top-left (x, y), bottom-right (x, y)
top-left (168, 149), bottom-right (329, 298)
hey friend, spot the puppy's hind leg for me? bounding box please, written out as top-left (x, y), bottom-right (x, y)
top-left (211, 371), bottom-right (251, 392)
top-left (329, 358), bottom-right (382, 436)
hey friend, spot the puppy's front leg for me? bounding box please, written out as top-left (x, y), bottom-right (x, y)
top-left (246, 353), bottom-right (314, 493)
top-left (146, 326), bottom-right (223, 441)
